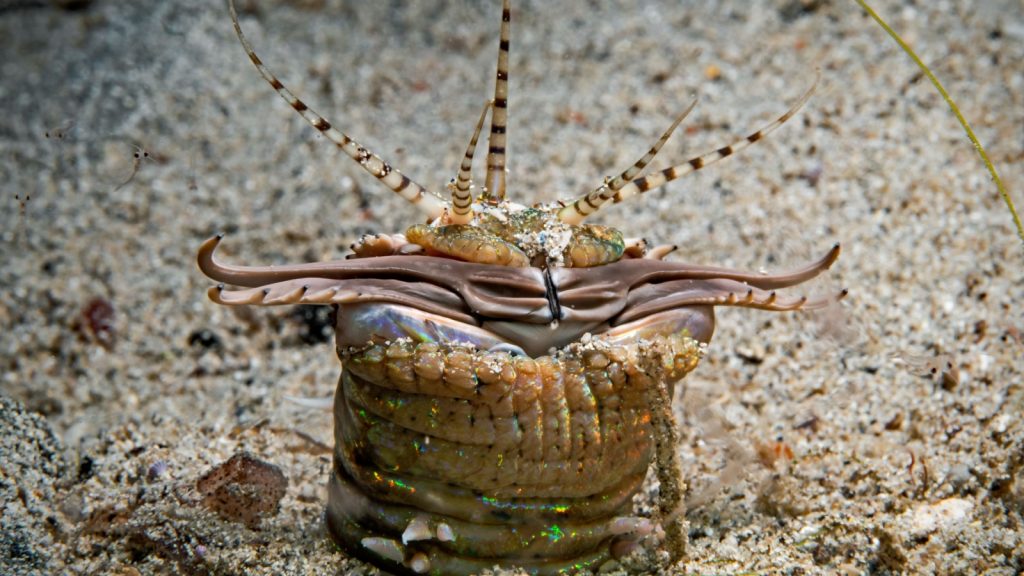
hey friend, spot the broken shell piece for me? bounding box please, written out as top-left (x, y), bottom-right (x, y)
top-left (361, 537), bottom-right (405, 564)
top-left (402, 515), bottom-right (433, 544)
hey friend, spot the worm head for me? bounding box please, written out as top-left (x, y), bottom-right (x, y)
top-left (205, 0), bottom-right (844, 355)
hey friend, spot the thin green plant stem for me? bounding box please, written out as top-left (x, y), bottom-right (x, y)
top-left (854, 0), bottom-right (1024, 250)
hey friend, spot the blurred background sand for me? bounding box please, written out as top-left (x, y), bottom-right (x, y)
top-left (1, 0), bottom-right (1022, 573)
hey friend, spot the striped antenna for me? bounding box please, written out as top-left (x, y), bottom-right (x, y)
top-left (558, 98), bottom-right (698, 225)
top-left (483, 0), bottom-right (511, 203)
top-left (560, 74), bottom-right (819, 223)
top-left (448, 101), bottom-right (492, 225)
top-left (227, 0), bottom-right (447, 219)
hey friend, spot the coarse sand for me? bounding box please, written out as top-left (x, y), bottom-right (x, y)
top-left (1, 0), bottom-right (1022, 574)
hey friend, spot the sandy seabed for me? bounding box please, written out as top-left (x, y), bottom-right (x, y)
top-left (1, 0), bottom-right (1022, 574)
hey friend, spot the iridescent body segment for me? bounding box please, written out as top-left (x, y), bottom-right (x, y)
top-left (204, 1), bottom-right (847, 574)
top-left (330, 308), bottom-right (702, 574)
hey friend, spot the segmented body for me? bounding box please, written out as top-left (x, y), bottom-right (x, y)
top-left (331, 313), bottom-right (702, 574)
top-left (201, 1), bottom-right (845, 574)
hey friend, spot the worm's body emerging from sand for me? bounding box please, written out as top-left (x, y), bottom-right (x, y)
top-left (199, 1), bottom-right (845, 573)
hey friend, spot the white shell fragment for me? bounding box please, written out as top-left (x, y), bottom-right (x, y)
top-left (408, 552), bottom-right (431, 574)
top-left (402, 515), bottom-right (433, 544)
top-left (282, 395), bottom-right (334, 410)
top-left (906, 497), bottom-right (973, 538)
top-left (435, 522), bottom-right (455, 542)
top-left (360, 537), bottom-right (405, 564)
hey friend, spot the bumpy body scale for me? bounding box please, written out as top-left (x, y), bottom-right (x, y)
top-left (199, 1), bottom-right (846, 574)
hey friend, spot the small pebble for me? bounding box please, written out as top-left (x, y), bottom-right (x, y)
top-left (188, 329), bottom-right (222, 350)
top-left (906, 498), bottom-right (973, 538)
top-left (197, 452), bottom-right (288, 528)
